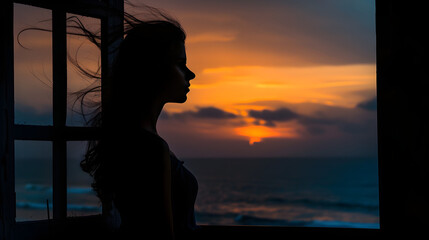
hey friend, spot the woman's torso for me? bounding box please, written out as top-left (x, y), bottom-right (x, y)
top-left (111, 130), bottom-right (198, 237)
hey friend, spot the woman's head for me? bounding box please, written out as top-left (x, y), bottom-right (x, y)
top-left (110, 19), bottom-right (195, 109)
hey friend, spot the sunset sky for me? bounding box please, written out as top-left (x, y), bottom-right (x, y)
top-left (13, 0), bottom-right (377, 158)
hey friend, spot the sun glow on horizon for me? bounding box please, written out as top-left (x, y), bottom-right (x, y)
top-left (234, 125), bottom-right (297, 145)
top-left (249, 137), bottom-right (262, 145)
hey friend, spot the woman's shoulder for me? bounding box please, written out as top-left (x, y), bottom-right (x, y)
top-left (138, 129), bottom-right (169, 148)
top-left (114, 130), bottom-right (171, 179)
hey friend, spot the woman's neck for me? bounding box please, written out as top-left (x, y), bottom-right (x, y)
top-left (139, 99), bottom-right (165, 135)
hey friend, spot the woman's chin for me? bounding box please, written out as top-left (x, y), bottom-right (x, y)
top-left (169, 95), bottom-right (187, 104)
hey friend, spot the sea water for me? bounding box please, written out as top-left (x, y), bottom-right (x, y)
top-left (186, 157), bottom-right (379, 228)
top-left (15, 157), bottom-right (379, 229)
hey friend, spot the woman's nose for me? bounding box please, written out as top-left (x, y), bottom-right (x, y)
top-left (187, 68), bottom-right (196, 80)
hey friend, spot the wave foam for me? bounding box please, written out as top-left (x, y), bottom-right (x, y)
top-left (16, 201), bottom-right (100, 212)
top-left (24, 184), bottom-right (94, 194)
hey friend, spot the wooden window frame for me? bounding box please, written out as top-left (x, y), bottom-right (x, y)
top-left (1, 0), bottom-right (122, 239)
top-left (2, 0), bottom-right (428, 239)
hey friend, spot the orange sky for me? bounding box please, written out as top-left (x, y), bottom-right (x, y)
top-left (13, 1), bottom-right (377, 157)
top-left (151, 0), bottom-right (377, 148)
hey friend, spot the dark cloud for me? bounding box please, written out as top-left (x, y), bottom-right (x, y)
top-left (161, 126), bottom-right (377, 158)
top-left (15, 103), bottom-right (96, 126)
top-left (169, 106), bottom-right (238, 120)
top-left (305, 126), bottom-right (326, 135)
top-left (248, 107), bottom-right (316, 128)
top-left (193, 107), bottom-right (237, 119)
top-left (248, 103), bottom-right (377, 136)
top-left (146, 0), bottom-right (376, 66)
top-left (302, 114), bottom-right (375, 136)
top-left (356, 97), bottom-right (377, 111)
top-left (159, 110), bottom-right (170, 120)
top-left (15, 103), bottom-right (52, 125)
top-left (338, 120), bottom-right (375, 134)
top-left (248, 107), bottom-right (331, 130)
top-left (298, 115), bottom-right (337, 126)
top-left (248, 108), bottom-right (299, 123)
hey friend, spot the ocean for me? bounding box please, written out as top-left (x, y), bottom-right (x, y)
top-left (15, 156), bottom-right (380, 229)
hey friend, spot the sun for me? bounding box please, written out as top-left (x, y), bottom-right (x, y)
top-left (249, 137), bottom-right (262, 145)
top-left (234, 125), bottom-right (299, 145)
top-left (234, 126), bottom-right (280, 145)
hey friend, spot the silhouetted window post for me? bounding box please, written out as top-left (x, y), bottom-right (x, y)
top-left (1, 1), bottom-right (15, 240)
top-left (1, 1), bottom-right (123, 239)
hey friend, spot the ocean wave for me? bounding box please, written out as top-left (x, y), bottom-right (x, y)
top-left (67, 187), bottom-right (94, 194)
top-left (16, 201), bottom-right (51, 210)
top-left (67, 204), bottom-right (101, 212)
top-left (16, 201), bottom-right (101, 212)
top-left (264, 197), bottom-right (379, 212)
top-left (197, 212), bottom-right (379, 229)
top-left (24, 184), bottom-right (94, 194)
top-left (25, 184), bottom-right (50, 192)
top-left (233, 214), bottom-right (306, 226)
top-left (308, 220), bottom-right (379, 229)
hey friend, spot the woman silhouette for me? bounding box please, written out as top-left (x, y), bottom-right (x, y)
top-left (74, 7), bottom-right (198, 240)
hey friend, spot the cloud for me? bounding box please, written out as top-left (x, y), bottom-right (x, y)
top-left (298, 115), bottom-right (336, 126)
top-left (160, 123), bottom-right (377, 158)
top-left (159, 110), bottom-right (170, 120)
top-left (356, 97), bottom-right (377, 111)
top-left (247, 101), bottom-right (377, 136)
top-left (169, 106), bottom-right (238, 120)
top-left (248, 108), bottom-right (299, 127)
top-left (194, 107), bottom-right (237, 119)
top-left (15, 103), bottom-right (52, 125)
top-left (149, 102), bottom-right (377, 158)
top-left (158, 0), bottom-right (376, 67)
top-left (187, 32), bottom-right (237, 43)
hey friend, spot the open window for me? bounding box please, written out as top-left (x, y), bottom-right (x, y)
top-left (2, 0), bottom-right (428, 239)
top-left (1, 0), bottom-right (123, 239)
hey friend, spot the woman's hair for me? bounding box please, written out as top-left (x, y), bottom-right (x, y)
top-left (17, 3), bottom-right (186, 207)
top-left (75, 5), bottom-right (186, 207)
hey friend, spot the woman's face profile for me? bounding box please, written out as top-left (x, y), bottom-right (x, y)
top-left (163, 42), bottom-right (195, 104)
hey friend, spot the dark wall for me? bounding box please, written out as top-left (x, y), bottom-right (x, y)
top-left (377, 0), bottom-right (429, 236)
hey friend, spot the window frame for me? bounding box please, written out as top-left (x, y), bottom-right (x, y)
top-left (1, 0), bottom-right (122, 239)
top-left (2, 0), bottom-right (428, 239)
